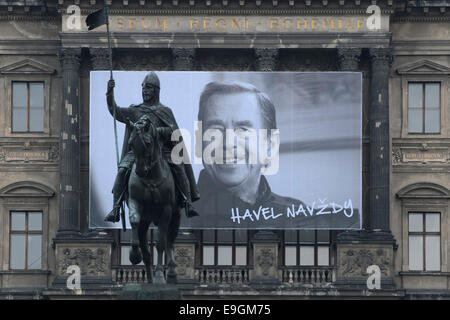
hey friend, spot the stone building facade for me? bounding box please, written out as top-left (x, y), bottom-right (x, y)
top-left (0, 0), bottom-right (449, 299)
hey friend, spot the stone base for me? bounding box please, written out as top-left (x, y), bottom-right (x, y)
top-left (118, 283), bottom-right (183, 300)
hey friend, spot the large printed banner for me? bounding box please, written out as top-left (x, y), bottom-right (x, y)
top-left (89, 71), bottom-right (362, 230)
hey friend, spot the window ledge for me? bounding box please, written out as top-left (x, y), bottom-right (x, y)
top-left (0, 270), bottom-right (51, 275)
top-left (399, 271), bottom-right (450, 276)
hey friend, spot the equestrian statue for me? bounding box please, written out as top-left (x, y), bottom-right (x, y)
top-left (104, 72), bottom-right (200, 283)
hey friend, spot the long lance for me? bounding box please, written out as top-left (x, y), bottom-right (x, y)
top-left (105, 2), bottom-right (126, 231)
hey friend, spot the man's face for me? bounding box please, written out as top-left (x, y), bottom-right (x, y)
top-left (142, 82), bottom-right (157, 103)
top-left (202, 92), bottom-right (264, 188)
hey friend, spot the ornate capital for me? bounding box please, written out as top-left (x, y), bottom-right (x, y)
top-left (255, 48), bottom-right (279, 71)
top-left (90, 48), bottom-right (111, 71)
top-left (59, 48), bottom-right (81, 72)
top-left (337, 48), bottom-right (361, 71)
top-left (172, 48), bottom-right (196, 71)
top-left (369, 47), bottom-right (393, 72)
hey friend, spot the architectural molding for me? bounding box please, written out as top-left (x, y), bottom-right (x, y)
top-left (0, 181), bottom-right (55, 198)
top-left (396, 59), bottom-right (450, 75)
top-left (396, 182), bottom-right (450, 200)
top-left (0, 58), bottom-right (56, 75)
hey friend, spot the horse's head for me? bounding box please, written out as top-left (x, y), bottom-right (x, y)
top-left (128, 115), bottom-right (161, 175)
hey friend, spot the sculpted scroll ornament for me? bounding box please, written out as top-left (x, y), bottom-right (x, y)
top-left (174, 247), bottom-right (193, 276)
top-left (392, 147), bottom-right (402, 165)
top-left (58, 248), bottom-right (108, 277)
top-left (340, 248), bottom-right (391, 277)
top-left (257, 248), bottom-right (275, 276)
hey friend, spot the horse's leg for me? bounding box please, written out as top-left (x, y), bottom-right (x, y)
top-left (166, 209), bottom-right (181, 284)
top-left (154, 206), bottom-right (171, 284)
top-left (128, 198), bottom-right (142, 265)
top-left (138, 219), bottom-right (153, 283)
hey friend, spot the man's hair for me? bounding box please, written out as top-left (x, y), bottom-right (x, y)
top-left (198, 81), bottom-right (277, 130)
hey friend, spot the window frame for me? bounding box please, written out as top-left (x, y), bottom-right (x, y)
top-left (3, 75), bottom-right (51, 137)
top-left (119, 229), bottom-right (163, 266)
top-left (401, 76), bottom-right (448, 138)
top-left (397, 183), bottom-right (448, 274)
top-left (200, 230), bottom-right (249, 267)
top-left (406, 82), bottom-right (441, 134)
top-left (11, 81), bottom-right (45, 133)
top-left (282, 230), bottom-right (331, 267)
top-left (9, 211), bottom-right (43, 270)
top-left (407, 212), bottom-right (441, 272)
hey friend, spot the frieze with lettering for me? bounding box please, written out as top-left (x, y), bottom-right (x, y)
top-left (63, 15), bottom-right (389, 33)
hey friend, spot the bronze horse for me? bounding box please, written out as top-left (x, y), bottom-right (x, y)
top-left (127, 115), bottom-right (180, 284)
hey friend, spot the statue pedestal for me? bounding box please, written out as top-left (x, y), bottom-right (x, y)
top-left (118, 284), bottom-right (183, 300)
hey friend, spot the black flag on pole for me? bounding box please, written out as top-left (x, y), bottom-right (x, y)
top-left (85, 7), bottom-right (108, 30)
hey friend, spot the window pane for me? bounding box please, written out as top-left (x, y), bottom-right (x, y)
top-left (13, 82), bottom-right (27, 107)
top-left (317, 231), bottom-right (330, 243)
top-left (120, 246), bottom-right (144, 265)
top-left (10, 234), bottom-right (26, 269)
top-left (217, 246), bottom-right (232, 265)
top-left (424, 109), bottom-right (440, 133)
top-left (425, 83), bottom-right (440, 108)
top-left (408, 83), bottom-right (423, 107)
top-left (299, 230), bottom-right (315, 243)
top-left (11, 212), bottom-right (26, 231)
top-left (12, 107), bottom-right (27, 132)
top-left (285, 246), bottom-right (297, 266)
top-left (28, 212), bottom-right (42, 231)
top-left (408, 235), bottom-right (423, 271)
top-left (27, 235), bottom-right (42, 269)
top-left (235, 246), bottom-right (247, 266)
top-left (300, 246), bottom-right (314, 266)
top-left (425, 213), bottom-right (440, 232)
top-left (284, 230), bottom-right (297, 243)
top-left (408, 108), bottom-right (422, 133)
top-left (153, 246), bottom-right (163, 266)
top-left (120, 229), bottom-right (132, 243)
top-left (202, 230), bottom-right (215, 242)
top-left (425, 236), bottom-right (440, 271)
top-left (217, 230), bottom-right (233, 243)
top-left (29, 108), bottom-right (44, 132)
top-left (234, 230), bottom-right (247, 243)
top-left (409, 213), bottom-right (423, 232)
top-left (202, 246), bottom-right (214, 265)
top-left (120, 246), bottom-right (132, 265)
top-left (317, 246), bottom-right (329, 266)
top-left (29, 83), bottom-right (44, 108)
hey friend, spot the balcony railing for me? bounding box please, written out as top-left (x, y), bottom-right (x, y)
top-left (196, 266), bottom-right (250, 285)
top-left (112, 265), bottom-right (155, 284)
top-left (281, 266), bottom-right (335, 285)
top-left (112, 265), bottom-right (335, 285)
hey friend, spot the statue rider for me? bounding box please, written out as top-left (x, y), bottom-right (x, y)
top-left (104, 72), bottom-right (200, 223)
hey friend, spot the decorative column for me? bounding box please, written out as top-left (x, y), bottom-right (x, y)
top-left (51, 48), bottom-right (114, 291)
top-left (250, 48), bottom-right (281, 284)
top-left (172, 48), bottom-right (196, 71)
top-left (337, 47), bottom-right (361, 71)
top-left (171, 47), bottom-right (198, 283)
top-left (335, 47), bottom-right (395, 290)
top-left (369, 48), bottom-right (392, 233)
top-left (255, 48), bottom-right (279, 71)
top-left (57, 48), bottom-right (81, 238)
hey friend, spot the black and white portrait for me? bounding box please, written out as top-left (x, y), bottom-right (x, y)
top-left (89, 71), bottom-right (362, 230)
